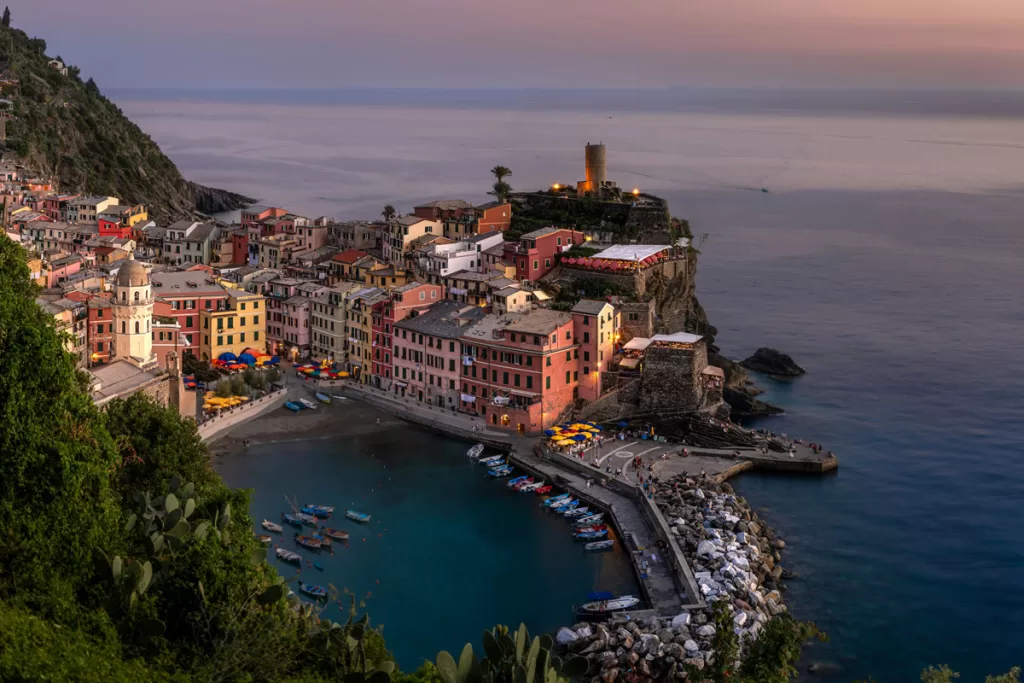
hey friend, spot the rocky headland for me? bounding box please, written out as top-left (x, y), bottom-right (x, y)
top-left (740, 348), bottom-right (806, 377)
top-left (557, 475), bottom-right (790, 680)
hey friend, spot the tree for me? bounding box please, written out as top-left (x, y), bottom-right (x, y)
top-left (489, 165), bottom-right (511, 185)
top-left (489, 181), bottom-right (511, 204)
top-left (382, 205), bottom-right (396, 222)
top-left (2, 7), bottom-right (10, 27)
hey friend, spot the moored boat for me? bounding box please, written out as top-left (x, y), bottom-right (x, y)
top-left (296, 512), bottom-right (318, 526)
top-left (304, 504), bottom-right (335, 515)
top-left (507, 475), bottom-right (530, 487)
top-left (299, 582), bottom-right (328, 600)
top-left (487, 466), bottom-right (513, 478)
top-left (301, 506), bottom-right (332, 518)
top-left (315, 392), bottom-right (332, 404)
top-left (575, 529), bottom-right (609, 540)
top-left (276, 548), bottom-right (302, 564)
top-left (295, 534), bottom-right (323, 550)
top-left (520, 481), bottom-right (544, 492)
top-left (331, 394), bottom-right (347, 400)
top-left (564, 506), bottom-right (589, 518)
top-left (577, 594), bottom-right (640, 614)
top-left (311, 533), bottom-right (331, 547)
top-left (298, 398), bottom-right (319, 410)
top-left (321, 528), bottom-right (350, 541)
top-left (542, 492), bottom-right (570, 507)
top-left (285, 401), bottom-right (303, 412)
top-left (467, 443), bottom-right (485, 459)
top-left (574, 525), bottom-right (608, 534)
top-left (585, 540), bottom-right (615, 551)
top-left (313, 562), bottom-right (325, 571)
top-left (345, 510), bottom-right (371, 523)
top-left (256, 534), bottom-right (272, 545)
top-left (550, 497), bottom-right (577, 511)
top-left (575, 513), bottom-right (604, 527)
top-left (282, 513), bottom-right (304, 528)
top-left (512, 478), bottom-right (535, 491)
top-left (478, 455), bottom-right (504, 466)
top-left (535, 485), bottom-right (553, 495)
top-left (262, 519), bottom-right (284, 533)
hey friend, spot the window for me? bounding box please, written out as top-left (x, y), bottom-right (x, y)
top-left (217, 335), bottom-right (223, 346)
top-left (185, 316), bottom-right (193, 328)
top-left (228, 318), bottom-right (234, 329)
top-left (502, 372), bottom-right (509, 385)
top-left (217, 318), bottom-right (224, 330)
top-left (227, 335), bottom-right (233, 345)
top-left (171, 300), bottom-right (180, 310)
top-left (565, 331), bottom-right (571, 340)
top-left (240, 332), bottom-right (246, 343)
top-left (565, 351), bottom-right (571, 362)
top-left (204, 319), bottom-right (209, 330)
top-left (532, 260), bottom-right (538, 270)
top-left (583, 332), bottom-right (590, 343)
top-left (449, 341), bottom-right (455, 352)
top-left (254, 331), bottom-right (260, 341)
top-left (96, 342), bottom-right (103, 352)
top-left (254, 315), bottom-right (259, 325)
top-left (492, 369), bottom-right (498, 382)
top-left (545, 258), bottom-right (550, 268)
top-left (573, 371), bottom-right (578, 381)
top-left (546, 376), bottom-right (551, 390)
top-left (546, 356), bottom-right (551, 367)
top-left (565, 371), bottom-right (570, 385)
top-left (449, 358), bottom-right (455, 372)
top-left (583, 316), bottom-right (590, 326)
top-left (240, 303), bottom-right (246, 311)
top-left (241, 317), bottom-right (246, 326)
top-left (133, 291), bottom-right (140, 302)
top-left (584, 351), bottom-right (590, 361)
top-left (514, 374), bottom-right (520, 387)
top-left (526, 376), bottom-right (533, 389)
top-left (134, 321), bottom-right (140, 334)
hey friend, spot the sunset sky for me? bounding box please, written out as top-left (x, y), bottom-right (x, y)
top-left (15, 0), bottom-right (1024, 89)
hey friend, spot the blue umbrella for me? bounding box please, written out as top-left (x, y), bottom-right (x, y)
top-left (544, 429), bottom-right (558, 436)
top-left (572, 434), bottom-right (587, 442)
top-left (617, 421), bottom-right (629, 428)
top-left (218, 352), bottom-right (238, 362)
top-left (269, 356), bottom-right (282, 365)
top-left (238, 353), bottom-right (257, 366)
top-left (591, 425), bottom-right (603, 431)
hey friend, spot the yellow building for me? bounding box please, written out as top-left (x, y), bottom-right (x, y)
top-left (343, 287), bottom-right (385, 385)
top-left (200, 289), bottom-right (267, 360)
top-left (363, 264), bottom-right (411, 289)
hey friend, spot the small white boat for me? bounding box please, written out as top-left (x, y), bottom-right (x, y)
top-left (564, 506), bottom-right (590, 518)
top-left (262, 519), bottom-right (283, 533)
top-left (315, 392), bottom-right (331, 404)
top-left (467, 443), bottom-right (485, 459)
top-left (585, 540), bottom-right (615, 551)
top-left (578, 595), bottom-right (640, 614)
top-left (298, 398), bottom-right (319, 410)
top-left (275, 548), bottom-right (302, 565)
top-left (520, 481), bottom-right (545, 492)
top-left (331, 394), bottom-right (347, 400)
top-left (478, 454), bottom-right (504, 466)
top-left (575, 513), bottom-right (604, 527)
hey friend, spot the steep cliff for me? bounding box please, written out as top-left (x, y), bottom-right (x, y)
top-left (0, 21), bottom-right (252, 222)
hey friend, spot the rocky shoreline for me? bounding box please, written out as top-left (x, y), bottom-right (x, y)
top-left (557, 475), bottom-right (790, 679)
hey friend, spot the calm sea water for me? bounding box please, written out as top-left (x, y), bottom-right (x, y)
top-left (123, 91), bottom-right (1024, 679)
top-left (214, 426), bottom-right (635, 670)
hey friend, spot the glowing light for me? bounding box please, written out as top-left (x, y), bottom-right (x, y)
top-left (552, 183), bottom-right (561, 190)
top-left (632, 188), bottom-right (640, 196)
top-left (585, 236), bottom-right (592, 242)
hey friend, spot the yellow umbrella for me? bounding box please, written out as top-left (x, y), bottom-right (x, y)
top-left (580, 432), bottom-right (592, 439)
top-left (556, 439), bottom-right (574, 446)
top-left (337, 371), bottom-right (350, 378)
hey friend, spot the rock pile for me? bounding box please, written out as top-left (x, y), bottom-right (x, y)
top-left (555, 477), bottom-right (790, 682)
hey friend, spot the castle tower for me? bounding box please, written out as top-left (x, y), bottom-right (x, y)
top-left (577, 142), bottom-right (608, 195)
top-left (111, 254), bottom-right (155, 368)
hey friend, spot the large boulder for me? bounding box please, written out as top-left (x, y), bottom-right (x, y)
top-left (740, 348), bottom-right (806, 377)
top-left (556, 627), bottom-right (579, 645)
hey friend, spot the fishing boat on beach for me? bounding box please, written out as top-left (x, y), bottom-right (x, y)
top-left (276, 548), bottom-right (302, 565)
top-left (575, 529), bottom-right (609, 540)
top-left (345, 510), bottom-right (371, 523)
top-left (315, 393), bottom-right (332, 404)
top-left (285, 401), bottom-right (303, 412)
top-left (564, 506), bottom-right (590, 518)
top-left (585, 540), bottom-right (615, 551)
top-left (321, 528), bottom-right (350, 541)
top-left (575, 513), bottom-right (604, 527)
top-left (299, 583), bottom-right (328, 600)
top-left (467, 443), bottom-right (485, 459)
top-left (576, 593), bottom-right (640, 615)
top-left (542, 492), bottom-right (570, 507)
top-left (298, 398), bottom-right (319, 410)
top-left (282, 513), bottom-right (304, 529)
top-left (262, 519), bottom-right (284, 533)
top-left (295, 534), bottom-right (323, 550)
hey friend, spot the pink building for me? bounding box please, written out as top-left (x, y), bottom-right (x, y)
top-left (503, 227), bottom-right (584, 282)
top-left (571, 299), bottom-right (620, 402)
top-left (371, 282), bottom-right (444, 389)
top-left (265, 278), bottom-right (328, 356)
top-left (44, 254), bottom-right (82, 287)
top-left (392, 300), bottom-right (485, 406)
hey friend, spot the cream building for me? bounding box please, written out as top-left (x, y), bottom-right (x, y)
top-left (111, 256), bottom-right (155, 368)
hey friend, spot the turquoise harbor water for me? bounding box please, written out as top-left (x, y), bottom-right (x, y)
top-left (128, 90), bottom-right (1024, 679)
top-left (215, 426), bottom-right (636, 670)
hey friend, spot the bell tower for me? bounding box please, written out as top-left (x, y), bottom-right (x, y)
top-left (112, 254), bottom-right (155, 368)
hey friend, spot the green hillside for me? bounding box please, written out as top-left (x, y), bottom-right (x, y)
top-left (0, 16), bottom-right (251, 221)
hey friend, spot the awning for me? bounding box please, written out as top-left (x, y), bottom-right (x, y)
top-left (619, 357), bottom-right (641, 369)
top-left (509, 389), bottom-right (539, 398)
top-left (460, 393), bottom-right (476, 403)
top-left (623, 337), bottom-right (651, 351)
top-left (394, 380), bottom-right (408, 388)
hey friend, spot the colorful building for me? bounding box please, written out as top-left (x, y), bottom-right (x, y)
top-left (148, 270), bottom-right (230, 356)
top-left (382, 216), bottom-right (441, 266)
top-left (199, 288), bottom-right (266, 361)
top-left (393, 300), bottom-right (484, 405)
top-left (503, 227), bottom-right (584, 282)
top-left (370, 282), bottom-right (444, 389)
top-left (571, 299), bottom-right (620, 402)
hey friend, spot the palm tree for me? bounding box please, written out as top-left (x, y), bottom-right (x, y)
top-left (490, 165), bottom-right (511, 185)
top-left (381, 205), bottom-right (396, 222)
top-left (490, 181), bottom-right (512, 204)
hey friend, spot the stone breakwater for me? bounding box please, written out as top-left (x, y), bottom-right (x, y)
top-left (555, 475), bottom-right (790, 678)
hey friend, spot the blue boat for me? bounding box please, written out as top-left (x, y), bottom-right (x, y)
top-left (479, 455), bottom-right (505, 466)
top-left (313, 562), bottom-right (325, 571)
top-left (299, 582), bottom-right (328, 600)
top-left (488, 466), bottom-right (513, 478)
top-left (575, 513), bottom-right (604, 527)
top-left (315, 393), bottom-right (332, 404)
top-left (304, 504), bottom-right (335, 516)
top-left (542, 493), bottom-right (571, 508)
top-left (551, 498), bottom-right (577, 511)
top-left (575, 529), bottom-right (609, 540)
top-left (282, 513), bottom-right (304, 528)
top-left (301, 506), bottom-right (332, 518)
top-left (345, 510), bottom-right (372, 523)
top-left (285, 401), bottom-right (303, 412)
top-left (507, 475), bottom-right (529, 487)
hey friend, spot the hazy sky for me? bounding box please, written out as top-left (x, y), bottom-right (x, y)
top-left (15, 0), bottom-right (1024, 89)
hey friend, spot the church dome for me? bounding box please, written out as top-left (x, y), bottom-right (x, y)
top-left (116, 258), bottom-right (149, 288)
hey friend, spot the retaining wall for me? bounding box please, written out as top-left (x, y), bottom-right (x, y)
top-left (198, 388), bottom-right (288, 442)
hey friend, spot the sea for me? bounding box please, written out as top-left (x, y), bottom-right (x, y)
top-left (112, 87), bottom-right (1024, 679)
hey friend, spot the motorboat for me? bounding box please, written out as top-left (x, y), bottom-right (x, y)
top-left (574, 513), bottom-right (604, 527)
top-left (301, 506), bottom-right (332, 518)
top-left (298, 398), bottom-right (319, 410)
top-left (564, 506), bottom-right (590, 518)
top-left (299, 583), bottom-right (328, 600)
top-left (256, 534), bottom-right (272, 545)
top-left (321, 528), bottom-right (350, 541)
top-left (331, 394), bottom-right (347, 400)
top-left (315, 393), bottom-right (332, 404)
top-left (313, 562), bottom-right (325, 571)
top-left (282, 513), bottom-right (304, 529)
top-left (285, 401), bottom-right (303, 412)
top-left (296, 513), bottom-right (318, 526)
top-left (304, 504), bottom-right (335, 515)
top-left (311, 533), bottom-right (332, 547)
top-left (487, 466), bottom-right (513, 478)
top-left (345, 510), bottom-right (372, 523)
top-left (275, 548), bottom-right (302, 565)
top-left (294, 534), bottom-right (322, 550)
top-left (520, 481), bottom-right (544, 492)
top-left (262, 519), bottom-right (284, 533)
top-left (467, 443), bottom-right (485, 459)
top-left (577, 594), bottom-right (640, 615)
top-left (507, 475), bottom-right (530, 487)
top-left (575, 529), bottom-right (609, 540)
top-left (541, 493), bottom-right (570, 507)
top-left (585, 540), bottom-right (615, 551)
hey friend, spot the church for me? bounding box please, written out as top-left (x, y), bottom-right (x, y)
top-left (87, 255), bottom-right (196, 418)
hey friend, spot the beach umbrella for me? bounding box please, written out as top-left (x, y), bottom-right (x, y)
top-left (556, 439), bottom-right (574, 446)
top-left (337, 371), bottom-right (349, 377)
top-left (544, 429), bottom-right (558, 437)
top-left (580, 432), bottom-right (592, 439)
top-left (590, 425), bottom-right (603, 431)
top-left (218, 352), bottom-right (238, 362)
top-left (572, 434), bottom-right (587, 442)
top-left (238, 353), bottom-right (257, 366)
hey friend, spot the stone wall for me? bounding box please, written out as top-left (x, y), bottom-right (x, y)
top-left (637, 342), bottom-right (708, 414)
top-left (198, 388), bottom-right (288, 442)
top-left (618, 299), bottom-right (656, 340)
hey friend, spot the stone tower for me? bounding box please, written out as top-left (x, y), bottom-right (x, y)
top-left (112, 254), bottom-right (155, 368)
